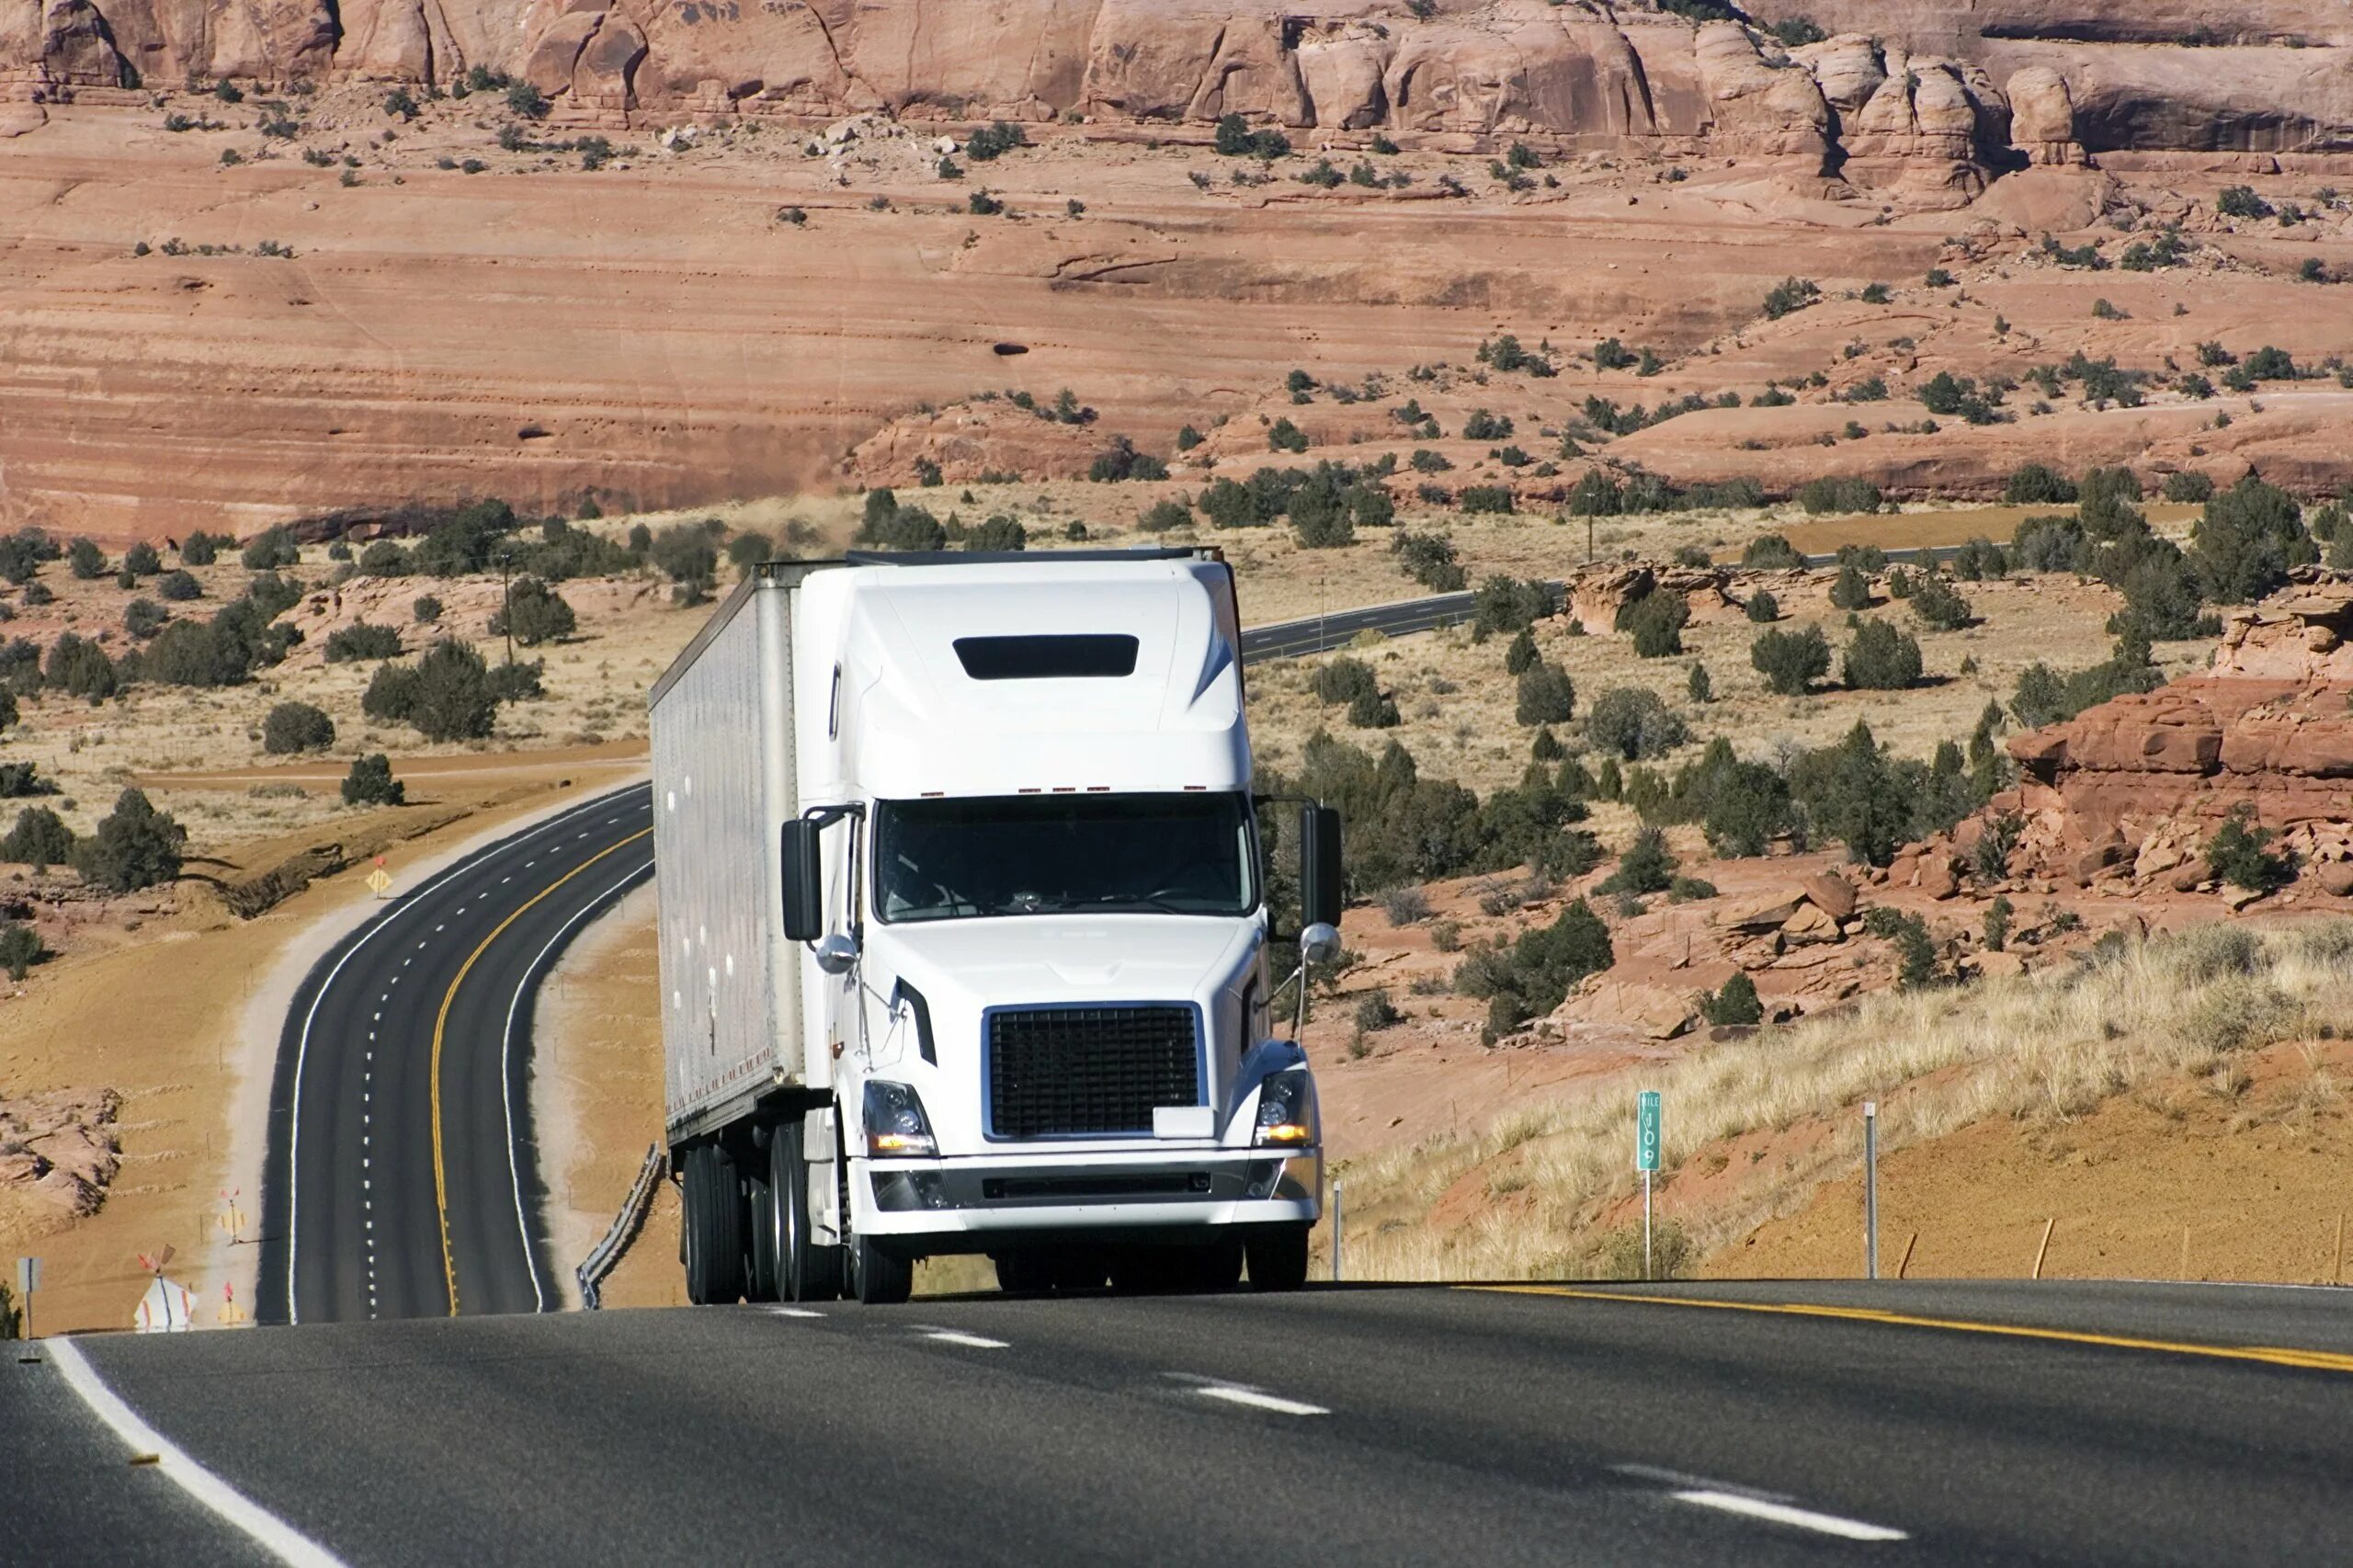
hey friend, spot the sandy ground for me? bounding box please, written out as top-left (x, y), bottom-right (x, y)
top-left (1709, 1038), bottom-right (2353, 1285)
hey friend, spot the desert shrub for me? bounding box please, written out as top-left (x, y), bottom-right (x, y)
top-left (156, 569), bottom-right (201, 602)
top-left (651, 521), bottom-right (724, 598)
top-left (1751, 624), bottom-right (1830, 695)
top-left (1984, 895), bottom-right (2013, 952)
top-left (2191, 476), bottom-right (2312, 603)
top-left (1455, 898), bottom-right (1615, 1030)
top-left (1797, 476), bottom-right (1881, 516)
top-left (1827, 562), bottom-right (1871, 610)
top-left (1700, 971), bottom-right (1763, 1026)
top-left (1687, 663), bottom-right (1711, 704)
top-left (1458, 485), bottom-right (1515, 515)
top-left (726, 531), bottom-right (773, 576)
top-left (1515, 661), bottom-right (1575, 726)
top-left (1311, 656), bottom-right (1381, 708)
top-left (412, 595), bottom-right (443, 624)
top-left (1947, 538), bottom-right (2007, 581)
top-left (2011, 512), bottom-right (2090, 574)
top-left (0, 921), bottom-right (42, 981)
top-left (1504, 626), bottom-right (1538, 676)
top-left (1391, 530), bottom-right (1465, 591)
top-left (961, 515), bottom-right (1028, 552)
top-left (1762, 277), bottom-right (1820, 319)
top-left (1213, 113), bottom-right (1290, 160)
top-left (1742, 534), bottom-right (1803, 570)
top-left (2205, 804), bottom-right (2293, 892)
top-left (124, 598), bottom-right (167, 640)
top-left (358, 540), bottom-right (410, 576)
top-left (1470, 576), bottom-right (1549, 641)
top-left (341, 753), bottom-right (405, 807)
top-left (2003, 463), bottom-right (2076, 506)
top-left (1843, 621), bottom-right (1924, 689)
top-left (44, 633), bottom-right (119, 701)
top-left (1744, 590), bottom-right (1779, 623)
top-left (1618, 591), bottom-right (1688, 657)
top-left (1381, 885), bottom-right (1431, 926)
top-left (1864, 906), bottom-right (1939, 988)
top-left (1352, 990), bottom-right (1400, 1033)
top-left (1585, 687), bottom-right (1687, 761)
top-left (2162, 472), bottom-right (2215, 504)
top-left (71, 788), bottom-right (186, 892)
top-left (2009, 641), bottom-right (2164, 729)
top-left (324, 622), bottom-right (403, 663)
top-left (1597, 825), bottom-right (1676, 896)
top-left (67, 538), bottom-right (106, 579)
top-left (0, 806), bottom-right (74, 869)
top-left (179, 531), bottom-right (222, 566)
top-left (1790, 723), bottom-right (1915, 867)
top-left (263, 700), bottom-right (335, 754)
top-left (1139, 499), bottom-right (1192, 533)
top-left (487, 575), bottom-right (576, 649)
top-left (240, 526), bottom-right (300, 571)
top-left (2107, 555), bottom-right (2207, 642)
top-left (1908, 574), bottom-right (1972, 631)
top-left (1347, 687), bottom-right (1401, 728)
top-left (486, 658), bottom-right (543, 703)
top-left (1461, 408), bottom-right (1513, 441)
top-left (363, 640), bottom-right (500, 740)
top-left (1089, 435), bottom-right (1167, 483)
top-left (1699, 760), bottom-right (1793, 858)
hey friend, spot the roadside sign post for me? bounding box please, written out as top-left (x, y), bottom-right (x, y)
top-left (1635, 1091), bottom-right (1662, 1281)
top-left (15, 1256), bottom-right (39, 1355)
top-left (1864, 1101), bottom-right (1880, 1281)
top-left (367, 856), bottom-right (392, 900)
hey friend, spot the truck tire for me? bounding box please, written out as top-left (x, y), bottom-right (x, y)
top-left (1245, 1225), bottom-right (1310, 1292)
top-left (683, 1142), bottom-right (745, 1305)
top-left (1190, 1241), bottom-right (1245, 1292)
top-left (781, 1123), bottom-right (842, 1303)
top-left (994, 1251), bottom-right (1054, 1294)
top-left (850, 1232), bottom-right (913, 1305)
top-left (745, 1140), bottom-right (781, 1304)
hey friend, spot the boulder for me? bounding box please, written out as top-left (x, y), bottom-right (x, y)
top-left (1917, 857), bottom-right (1960, 900)
top-left (1800, 871), bottom-right (1856, 922)
top-left (2317, 862), bottom-right (2353, 899)
top-left (1722, 889), bottom-right (1807, 933)
top-left (1779, 903), bottom-right (1841, 945)
top-left (2006, 64), bottom-right (2085, 165)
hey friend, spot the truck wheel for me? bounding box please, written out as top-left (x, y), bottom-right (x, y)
top-left (781, 1124), bottom-right (842, 1303)
top-left (994, 1251), bottom-right (1054, 1294)
top-left (683, 1142), bottom-right (745, 1305)
top-left (850, 1233), bottom-right (913, 1305)
top-left (745, 1139), bottom-right (781, 1303)
top-left (1190, 1241), bottom-right (1245, 1292)
top-left (1245, 1225), bottom-right (1310, 1292)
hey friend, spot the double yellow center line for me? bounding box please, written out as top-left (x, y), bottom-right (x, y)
top-left (1475, 1284), bottom-right (2353, 1375)
top-left (429, 827), bottom-right (653, 1316)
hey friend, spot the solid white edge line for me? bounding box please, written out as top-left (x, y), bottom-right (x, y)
top-left (922, 1329), bottom-right (1011, 1349)
top-left (500, 860), bottom-right (654, 1312)
top-left (284, 788), bottom-right (638, 1325)
top-left (1671, 1490), bottom-right (1908, 1543)
top-left (1195, 1386), bottom-right (1329, 1417)
top-left (47, 1338), bottom-right (351, 1568)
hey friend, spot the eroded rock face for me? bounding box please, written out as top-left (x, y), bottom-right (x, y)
top-left (0, 1086), bottom-right (120, 1223)
top-left (2006, 64), bottom-right (2084, 165)
top-left (1839, 57), bottom-right (1991, 208)
top-left (1947, 578), bottom-right (2353, 896)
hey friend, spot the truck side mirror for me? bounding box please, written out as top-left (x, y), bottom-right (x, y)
top-left (780, 818), bottom-right (824, 943)
top-left (1299, 803), bottom-right (1343, 930)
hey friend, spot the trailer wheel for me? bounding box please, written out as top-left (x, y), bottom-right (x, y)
top-left (850, 1232), bottom-right (913, 1305)
top-left (781, 1123), bottom-right (842, 1303)
top-left (1245, 1225), bottom-right (1310, 1292)
top-left (745, 1140), bottom-right (781, 1303)
top-left (683, 1142), bottom-right (746, 1305)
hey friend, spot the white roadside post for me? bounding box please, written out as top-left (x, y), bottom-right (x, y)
top-left (1635, 1091), bottom-right (1662, 1280)
top-left (1864, 1100), bottom-right (1880, 1281)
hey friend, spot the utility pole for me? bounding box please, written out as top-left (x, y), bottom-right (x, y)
top-left (1864, 1100), bottom-right (1879, 1280)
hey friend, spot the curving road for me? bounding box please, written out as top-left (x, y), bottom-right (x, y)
top-left (256, 585), bottom-right (1491, 1327)
top-left (18, 1280), bottom-right (2353, 1565)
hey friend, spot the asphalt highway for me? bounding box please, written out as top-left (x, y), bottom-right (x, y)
top-left (16, 1280), bottom-right (2353, 1566)
top-left (253, 586), bottom-right (1497, 1329)
top-left (256, 787), bottom-right (656, 1325)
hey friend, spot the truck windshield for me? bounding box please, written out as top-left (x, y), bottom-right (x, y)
top-left (874, 793), bottom-right (1257, 923)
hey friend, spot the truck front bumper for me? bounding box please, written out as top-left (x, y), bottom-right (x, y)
top-left (854, 1147), bottom-right (1321, 1250)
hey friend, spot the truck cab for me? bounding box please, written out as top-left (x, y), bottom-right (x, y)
top-left (651, 548), bottom-right (1338, 1305)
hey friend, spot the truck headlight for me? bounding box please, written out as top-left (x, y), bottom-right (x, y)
top-left (864, 1080), bottom-right (937, 1157)
top-left (1253, 1069), bottom-right (1315, 1149)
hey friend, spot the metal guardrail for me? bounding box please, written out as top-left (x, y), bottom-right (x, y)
top-left (576, 1142), bottom-right (667, 1310)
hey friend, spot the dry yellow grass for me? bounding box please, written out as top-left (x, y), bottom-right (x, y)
top-left (1336, 922), bottom-right (2353, 1283)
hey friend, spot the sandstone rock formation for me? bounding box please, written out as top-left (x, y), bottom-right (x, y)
top-left (6, 0), bottom-right (2340, 171)
top-left (0, 1085), bottom-right (120, 1223)
top-left (1899, 576), bottom-right (2353, 904)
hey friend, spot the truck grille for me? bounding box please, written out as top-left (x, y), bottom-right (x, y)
top-left (987, 1005), bottom-right (1199, 1139)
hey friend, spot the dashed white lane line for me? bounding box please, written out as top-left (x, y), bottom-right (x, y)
top-left (1670, 1492), bottom-right (1908, 1543)
top-left (921, 1328), bottom-right (1010, 1350)
top-left (1192, 1384), bottom-right (1329, 1417)
top-left (46, 1338), bottom-right (352, 1568)
top-left (769, 1307), bottom-right (824, 1319)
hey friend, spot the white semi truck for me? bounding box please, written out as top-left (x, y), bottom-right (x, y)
top-left (647, 549), bottom-right (1342, 1305)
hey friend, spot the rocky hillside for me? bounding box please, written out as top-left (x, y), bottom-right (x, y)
top-left (12, 0), bottom-right (2351, 175)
